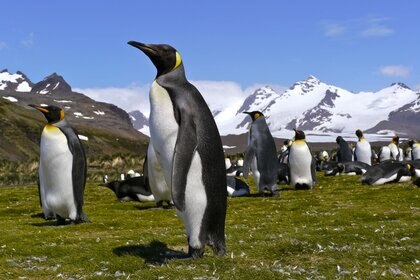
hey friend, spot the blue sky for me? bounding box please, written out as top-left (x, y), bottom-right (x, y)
top-left (1, 1), bottom-right (419, 111)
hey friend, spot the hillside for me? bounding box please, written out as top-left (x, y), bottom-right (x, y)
top-left (0, 70), bottom-right (149, 162)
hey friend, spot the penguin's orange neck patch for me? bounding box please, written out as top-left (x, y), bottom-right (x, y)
top-left (44, 124), bottom-right (61, 134)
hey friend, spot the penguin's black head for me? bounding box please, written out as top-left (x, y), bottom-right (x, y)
top-left (294, 128), bottom-right (306, 140)
top-left (356, 129), bottom-right (363, 138)
top-left (336, 136), bottom-right (343, 144)
top-left (243, 111), bottom-right (263, 121)
top-left (408, 139), bottom-right (415, 148)
top-left (29, 104), bottom-right (64, 123)
top-left (392, 135), bottom-right (399, 144)
top-left (128, 41), bottom-right (182, 78)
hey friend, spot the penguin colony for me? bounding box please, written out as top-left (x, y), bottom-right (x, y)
top-left (25, 42), bottom-right (419, 261)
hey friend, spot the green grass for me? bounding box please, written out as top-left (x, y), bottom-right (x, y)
top-left (0, 174), bottom-right (418, 279)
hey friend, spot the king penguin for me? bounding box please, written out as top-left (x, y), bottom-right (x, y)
top-left (128, 41), bottom-right (227, 258)
top-left (335, 136), bottom-right (353, 162)
top-left (242, 111), bottom-right (279, 196)
top-left (29, 104), bottom-right (88, 225)
top-left (288, 129), bottom-right (317, 189)
top-left (408, 139), bottom-right (420, 160)
top-left (354, 129), bottom-right (372, 165)
top-left (389, 135), bottom-right (403, 161)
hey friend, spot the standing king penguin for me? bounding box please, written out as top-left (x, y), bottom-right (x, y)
top-left (354, 129), bottom-right (372, 165)
top-left (30, 104), bottom-right (88, 225)
top-left (128, 41), bottom-right (227, 258)
top-left (242, 111), bottom-right (279, 196)
top-left (288, 129), bottom-right (317, 189)
top-left (335, 136), bottom-right (353, 162)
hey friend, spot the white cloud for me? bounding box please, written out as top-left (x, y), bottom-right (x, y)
top-left (322, 16), bottom-right (394, 38)
top-left (361, 26), bottom-right (394, 37)
top-left (21, 32), bottom-right (35, 48)
top-left (323, 23), bottom-right (345, 37)
top-left (0, 41), bottom-right (7, 51)
top-left (74, 84), bottom-right (151, 115)
top-left (75, 81), bottom-right (287, 116)
top-left (379, 65), bottom-right (410, 78)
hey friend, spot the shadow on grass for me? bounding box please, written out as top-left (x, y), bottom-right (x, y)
top-left (113, 240), bottom-right (189, 264)
top-left (30, 220), bottom-right (61, 227)
top-left (134, 204), bottom-right (175, 211)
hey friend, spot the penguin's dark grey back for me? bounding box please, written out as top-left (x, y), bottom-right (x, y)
top-left (157, 65), bottom-right (227, 202)
top-left (249, 117), bottom-right (278, 183)
top-left (54, 119), bottom-right (87, 213)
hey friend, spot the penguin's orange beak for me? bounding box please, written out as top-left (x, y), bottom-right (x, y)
top-left (28, 104), bottom-right (49, 113)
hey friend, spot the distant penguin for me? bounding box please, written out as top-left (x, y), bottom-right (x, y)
top-left (337, 161), bottom-right (371, 175)
top-left (336, 136), bottom-right (353, 162)
top-left (315, 150), bottom-right (329, 171)
top-left (278, 139), bottom-right (292, 164)
top-left (377, 146), bottom-right (391, 162)
top-left (277, 162), bottom-right (289, 184)
top-left (226, 176), bottom-right (250, 197)
top-left (408, 139), bottom-right (420, 160)
top-left (354, 130), bottom-right (372, 165)
top-left (321, 161), bottom-right (339, 176)
top-left (361, 162), bottom-right (412, 185)
top-left (288, 129), bottom-right (317, 189)
top-left (129, 41), bottom-right (227, 258)
top-left (389, 135), bottom-right (403, 161)
top-left (29, 104), bottom-right (88, 224)
top-left (101, 176), bottom-right (155, 202)
top-left (242, 111), bottom-right (279, 196)
top-left (226, 159), bottom-right (243, 177)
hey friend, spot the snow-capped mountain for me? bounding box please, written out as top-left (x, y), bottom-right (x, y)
top-left (0, 69), bottom-right (33, 92)
top-left (129, 110), bottom-right (149, 136)
top-left (31, 72), bottom-right (72, 94)
top-left (128, 75), bottom-right (420, 141)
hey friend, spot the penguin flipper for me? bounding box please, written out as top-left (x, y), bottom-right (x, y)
top-left (311, 156), bottom-right (317, 184)
top-left (171, 117), bottom-right (198, 212)
top-left (243, 145), bottom-right (256, 179)
top-left (59, 126), bottom-right (87, 217)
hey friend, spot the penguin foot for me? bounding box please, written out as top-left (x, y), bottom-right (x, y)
top-left (73, 213), bottom-right (90, 224)
top-left (271, 190), bottom-right (280, 197)
top-left (188, 246), bottom-right (205, 259)
top-left (56, 215), bottom-right (67, 226)
top-left (294, 183), bottom-right (311, 190)
top-left (210, 241), bottom-right (226, 256)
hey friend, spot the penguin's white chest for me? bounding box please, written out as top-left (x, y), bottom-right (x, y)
top-left (39, 125), bottom-right (76, 219)
top-left (149, 81), bottom-right (179, 184)
top-left (289, 141), bottom-right (313, 185)
top-left (355, 140), bottom-right (371, 165)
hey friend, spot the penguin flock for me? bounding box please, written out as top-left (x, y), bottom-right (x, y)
top-left (25, 41), bottom-right (420, 261)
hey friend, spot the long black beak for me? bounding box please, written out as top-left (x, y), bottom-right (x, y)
top-left (127, 41), bottom-right (157, 57)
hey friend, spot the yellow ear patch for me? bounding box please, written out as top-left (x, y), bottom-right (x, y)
top-left (407, 164), bottom-right (411, 169)
top-left (60, 110), bottom-right (65, 120)
top-left (254, 113), bottom-right (261, 119)
top-left (174, 52), bottom-right (182, 70)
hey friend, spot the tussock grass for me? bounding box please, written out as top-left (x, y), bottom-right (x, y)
top-left (0, 174), bottom-right (418, 279)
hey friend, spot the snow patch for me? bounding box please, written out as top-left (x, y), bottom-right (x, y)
top-left (54, 99), bottom-right (73, 103)
top-left (78, 134), bottom-right (89, 141)
top-left (2, 96), bottom-right (18, 102)
top-left (16, 81), bottom-right (31, 92)
top-left (93, 110), bottom-right (105, 115)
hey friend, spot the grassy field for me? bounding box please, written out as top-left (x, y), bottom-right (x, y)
top-left (0, 174), bottom-right (418, 279)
